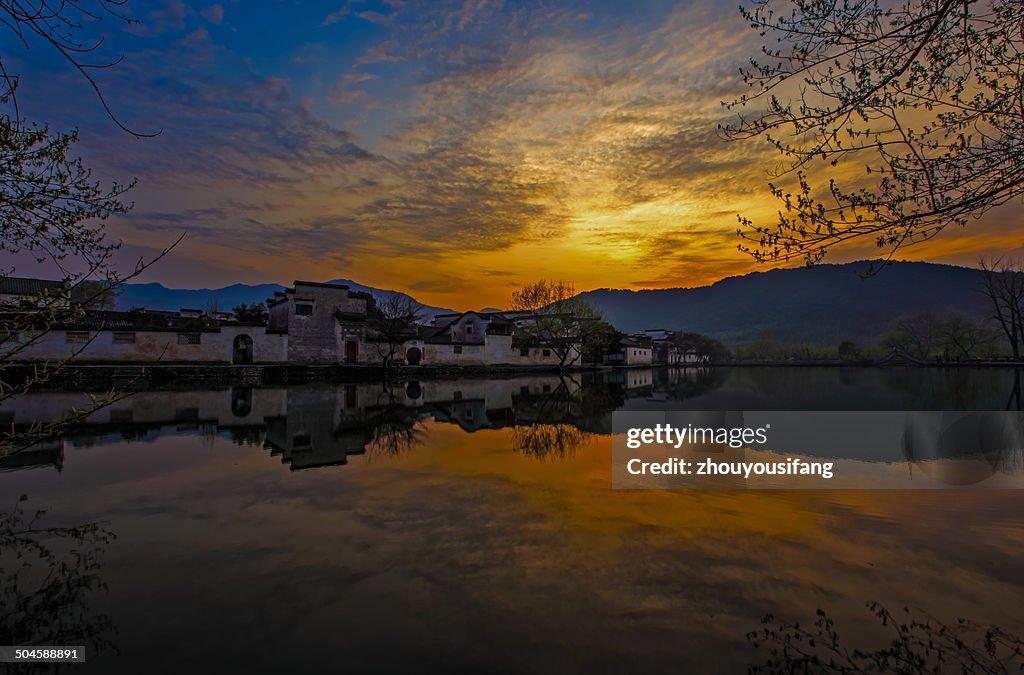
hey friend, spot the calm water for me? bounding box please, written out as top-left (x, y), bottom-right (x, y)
top-left (2, 367), bottom-right (1024, 673)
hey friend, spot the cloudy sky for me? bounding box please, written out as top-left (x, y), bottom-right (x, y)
top-left (5, 0), bottom-right (1022, 309)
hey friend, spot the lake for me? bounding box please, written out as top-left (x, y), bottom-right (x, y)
top-left (2, 367), bottom-right (1023, 673)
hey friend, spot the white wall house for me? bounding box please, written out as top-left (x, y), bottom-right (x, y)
top-left (6, 319), bottom-right (287, 364)
top-left (404, 311), bottom-right (580, 367)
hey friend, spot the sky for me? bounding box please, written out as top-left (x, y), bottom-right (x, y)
top-left (3, 0), bottom-right (1023, 310)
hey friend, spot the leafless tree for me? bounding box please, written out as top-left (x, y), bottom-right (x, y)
top-left (941, 313), bottom-right (998, 359)
top-left (881, 311), bottom-right (943, 359)
top-left (367, 295), bottom-right (423, 369)
top-left (1, 0), bottom-right (157, 136)
top-left (981, 258), bottom-right (1024, 360)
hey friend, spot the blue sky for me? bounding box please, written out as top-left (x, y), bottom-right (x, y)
top-left (3, 0), bottom-right (1020, 309)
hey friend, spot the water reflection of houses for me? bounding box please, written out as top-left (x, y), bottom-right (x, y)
top-left (0, 376), bottom-right (601, 472)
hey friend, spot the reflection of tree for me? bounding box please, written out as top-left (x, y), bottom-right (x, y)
top-left (748, 602), bottom-right (1024, 674)
top-left (0, 497), bottom-right (117, 668)
top-left (1007, 369), bottom-right (1022, 412)
top-left (509, 378), bottom-right (596, 461)
top-left (364, 420), bottom-right (427, 459)
top-left (363, 385), bottom-right (428, 459)
top-left (510, 423), bottom-right (590, 462)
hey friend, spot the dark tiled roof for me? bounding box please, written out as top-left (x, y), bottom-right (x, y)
top-left (0, 276), bottom-right (66, 296)
top-left (293, 280), bottom-right (350, 290)
top-left (0, 309), bottom-right (222, 333)
top-left (418, 324), bottom-right (453, 344)
top-left (620, 336), bottom-right (652, 348)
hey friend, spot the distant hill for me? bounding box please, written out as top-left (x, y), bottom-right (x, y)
top-left (116, 260), bottom-right (990, 347)
top-left (579, 261), bottom-right (989, 346)
top-left (117, 278), bottom-right (455, 321)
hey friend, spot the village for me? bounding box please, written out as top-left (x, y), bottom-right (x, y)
top-left (0, 277), bottom-right (709, 369)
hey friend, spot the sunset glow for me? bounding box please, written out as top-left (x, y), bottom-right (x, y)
top-left (8, 0), bottom-right (1023, 308)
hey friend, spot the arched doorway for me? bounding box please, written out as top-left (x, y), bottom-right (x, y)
top-left (231, 387), bottom-right (253, 417)
top-left (406, 347), bottom-right (422, 365)
top-left (233, 334), bottom-right (253, 364)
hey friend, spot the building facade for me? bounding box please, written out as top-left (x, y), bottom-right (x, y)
top-left (2, 279), bottom-right (587, 368)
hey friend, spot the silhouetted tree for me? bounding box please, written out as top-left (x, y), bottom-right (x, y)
top-left (941, 314), bottom-right (998, 360)
top-left (748, 602), bottom-right (1024, 673)
top-left (724, 0), bottom-right (1024, 267)
top-left (232, 303), bottom-right (269, 324)
top-left (367, 295), bottom-right (423, 369)
top-left (881, 312), bottom-right (942, 359)
top-left (671, 331), bottom-right (731, 362)
top-left (1, 0), bottom-right (156, 137)
top-left (510, 280), bottom-right (602, 371)
top-left (837, 340), bottom-right (860, 361)
top-left (981, 258), bottom-right (1024, 360)
top-left (0, 2), bottom-right (176, 459)
top-left (581, 318), bottom-right (620, 366)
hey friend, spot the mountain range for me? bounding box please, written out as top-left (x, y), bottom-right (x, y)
top-left (118, 261), bottom-right (990, 347)
top-left (117, 278), bottom-right (457, 322)
top-left (578, 260), bottom-right (988, 345)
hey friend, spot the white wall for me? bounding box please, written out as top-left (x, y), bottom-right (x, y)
top-left (8, 326), bottom-right (288, 363)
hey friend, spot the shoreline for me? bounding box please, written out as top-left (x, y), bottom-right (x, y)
top-left (2, 359), bottom-right (1022, 390)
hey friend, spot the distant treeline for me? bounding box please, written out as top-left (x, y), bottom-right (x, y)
top-left (730, 312), bottom-right (1004, 362)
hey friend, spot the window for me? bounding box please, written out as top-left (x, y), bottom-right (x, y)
top-left (542, 349), bottom-right (551, 357)
top-left (454, 391), bottom-right (463, 400)
top-left (113, 331), bottom-right (136, 344)
top-left (453, 345), bottom-right (463, 354)
top-left (66, 331), bottom-right (90, 343)
top-left (295, 302), bottom-right (313, 316)
top-left (465, 324), bottom-right (474, 334)
top-left (520, 348), bottom-right (530, 357)
top-left (178, 333), bottom-right (201, 345)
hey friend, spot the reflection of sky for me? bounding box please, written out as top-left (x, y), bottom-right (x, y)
top-left (4, 1), bottom-right (1022, 309)
top-left (4, 424), bottom-right (1024, 673)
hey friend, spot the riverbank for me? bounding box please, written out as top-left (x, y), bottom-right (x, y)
top-left (5, 359), bottom-right (1022, 390)
top-left (1, 362), bottom-right (594, 389)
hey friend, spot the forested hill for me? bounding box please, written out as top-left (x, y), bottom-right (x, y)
top-left (579, 261), bottom-right (988, 346)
